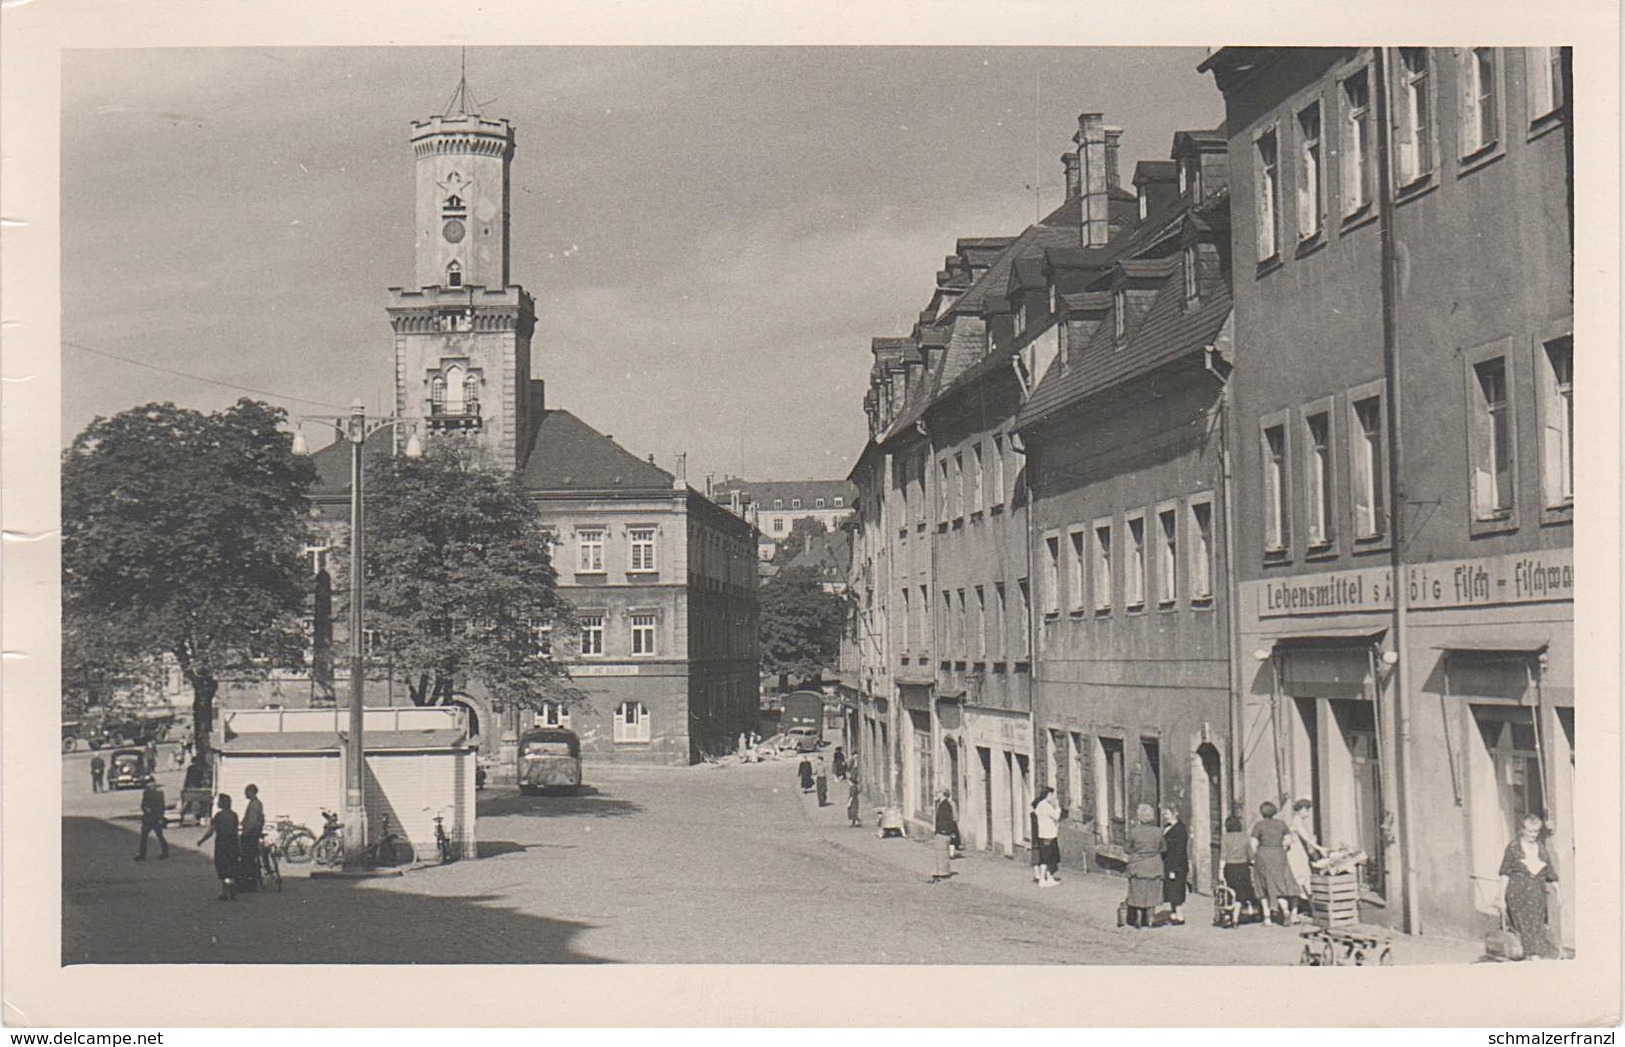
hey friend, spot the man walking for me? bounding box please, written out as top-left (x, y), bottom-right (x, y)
top-left (239, 783), bottom-right (266, 891)
top-left (142, 739), bottom-right (159, 777)
top-left (90, 753), bottom-right (105, 794)
top-left (814, 754), bottom-right (830, 807)
top-left (134, 775), bottom-right (169, 860)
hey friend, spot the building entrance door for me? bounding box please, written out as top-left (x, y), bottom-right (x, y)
top-left (979, 746), bottom-right (993, 851)
top-left (943, 737), bottom-right (961, 819)
top-left (1194, 742), bottom-right (1224, 890)
top-left (1342, 704), bottom-right (1385, 893)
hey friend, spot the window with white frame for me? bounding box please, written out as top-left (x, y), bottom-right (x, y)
top-left (1297, 101), bottom-right (1323, 240)
top-left (992, 581), bottom-right (1007, 660)
top-left (773, 517), bottom-right (785, 533)
top-left (955, 589), bottom-right (967, 660)
top-left (834, 496), bottom-right (845, 508)
top-left (1341, 67), bottom-right (1374, 217)
top-left (953, 453), bottom-right (965, 519)
top-left (529, 619), bottom-right (553, 657)
top-left (1125, 514), bottom-right (1146, 610)
top-left (971, 444), bottom-right (985, 513)
top-left (791, 498), bottom-right (802, 509)
top-left (430, 375), bottom-right (447, 413)
top-left (1305, 411), bottom-right (1334, 547)
top-left (773, 498), bottom-right (783, 509)
top-left (1017, 579), bottom-right (1032, 659)
top-left (938, 457), bottom-right (951, 523)
top-left (974, 586), bottom-right (987, 662)
top-left (613, 701), bottom-right (650, 743)
top-left (1183, 244), bottom-right (1199, 303)
top-left (1043, 534), bottom-right (1062, 616)
top-left (1256, 128), bottom-right (1281, 262)
top-left (1470, 356), bottom-right (1515, 518)
top-left (630, 613), bottom-right (657, 656)
top-left (579, 614), bottom-right (604, 656)
top-left (628, 527), bottom-right (657, 572)
top-left (1526, 47), bottom-right (1565, 122)
top-left (1538, 336), bottom-right (1574, 508)
top-left (1263, 423), bottom-right (1290, 553)
top-left (1188, 497), bottom-right (1214, 602)
top-left (1396, 48), bottom-right (1434, 186)
top-left (1351, 394), bottom-right (1387, 538)
top-left (577, 528), bottom-right (605, 572)
top-left (1093, 520), bottom-right (1113, 612)
top-left (1157, 508), bottom-right (1178, 607)
top-left (537, 701), bottom-right (572, 730)
top-left (1461, 47), bottom-right (1500, 156)
top-left (992, 435), bottom-right (1007, 507)
top-left (1067, 528), bottom-right (1087, 613)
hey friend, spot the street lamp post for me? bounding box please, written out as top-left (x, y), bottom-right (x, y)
top-left (294, 401), bottom-right (420, 866)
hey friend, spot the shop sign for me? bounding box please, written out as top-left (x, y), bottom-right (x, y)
top-left (964, 709), bottom-right (1032, 750)
top-left (1252, 548), bottom-right (1572, 618)
top-left (571, 664), bottom-right (640, 677)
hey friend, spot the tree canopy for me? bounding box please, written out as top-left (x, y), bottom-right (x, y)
top-left (758, 562), bottom-right (845, 684)
top-left (785, 514), bottom-right (829, 552)
top-left (349, 442), bottom-right (575, 711)
top-left (61, 400), bottom-right (316, 747)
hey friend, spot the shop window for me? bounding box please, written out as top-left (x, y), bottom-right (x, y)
top-left (1476, 709), bottom-right (1547, 836)
top-left (613, 702), bottom-right (650, 744)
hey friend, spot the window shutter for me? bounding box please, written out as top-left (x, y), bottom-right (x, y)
top-left (1351, 437), bottom-right (1373, 537)
top-left (1296, 169), bottom-right (1311, 235)
top-left (1542, 418), bottom-right (1565, 508)
top-left (1255, 165), bottom-right (1272, 260)
top-left (1342, 109), bottom-right (1361, 216)
top-left (1458, 49), bottom-right (1477, 156)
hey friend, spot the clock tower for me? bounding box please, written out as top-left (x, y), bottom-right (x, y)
top-left (387, 77), bottom-right (540, 472)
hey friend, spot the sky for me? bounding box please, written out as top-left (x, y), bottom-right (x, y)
top-left (61, 47), bottom-right (1222, 483)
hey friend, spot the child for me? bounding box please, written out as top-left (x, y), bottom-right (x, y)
top-left (1219, 814), bottom-right (1259, 926)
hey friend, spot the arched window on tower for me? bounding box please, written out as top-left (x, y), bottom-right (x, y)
top-left (430, 375), bottom-right (447, 415)
top-left (464, 373), bottom-right (480, 412)
top-left (446, 260), bottom-right (462, 288)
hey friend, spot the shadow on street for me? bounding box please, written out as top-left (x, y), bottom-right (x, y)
top-left (476, 786), bottom-right (641, 820)
top-left (475, 840), bottom-right (526, 858)
top-left (63, 817), bottom-right (604, 964)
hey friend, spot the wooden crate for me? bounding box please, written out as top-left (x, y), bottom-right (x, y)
top-left (1310, 870), bottom-right (1360, 927)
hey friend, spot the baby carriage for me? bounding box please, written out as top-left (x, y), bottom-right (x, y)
top-left (1212, 881), bottom-right (1239, 928)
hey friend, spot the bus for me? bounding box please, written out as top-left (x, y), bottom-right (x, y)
top-left (516, 727), bottom-right (582, 794)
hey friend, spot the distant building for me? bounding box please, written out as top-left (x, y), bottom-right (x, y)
top-left (302, 78), bottom-right (758, 766)
top-left (711, 478), bottom-right (857, 559)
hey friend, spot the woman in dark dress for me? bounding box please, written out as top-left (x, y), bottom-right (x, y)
top-left (797, 756), bottom-right (814, 792)
top-left (1219, 814), bottom-right (1260, 923)
top-left (1161, 806), bottom-right (1190, 925)
top-left (196, 793), bottom-right (241, 901)
top-left (1501, 813), bottom-right (1560, 959)
top-left (1249, 800), bottom-right (1296, 926)
top-left (1124, 804), bottom-right (1165, 928)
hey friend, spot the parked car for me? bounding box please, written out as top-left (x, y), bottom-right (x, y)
top-left (106, 748), bottom-right (147, 790)
top-left (62, 721), bottom-right (84, 752)
top-left (784, 726), bottom-right (824, 753)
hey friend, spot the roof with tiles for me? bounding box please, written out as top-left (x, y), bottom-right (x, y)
top-left (514, 409), bottom-right (675, 492)
top-left (1133, 159), bottom-right (1178, 185)
top-left (712, 478), bottom-right (857, 504)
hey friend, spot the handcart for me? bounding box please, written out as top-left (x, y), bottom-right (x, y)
top-left (1297, 867), bottom-right (1396, 966)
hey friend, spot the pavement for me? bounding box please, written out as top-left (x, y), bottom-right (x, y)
top-left (60, 745), bottom-right (1484, 966)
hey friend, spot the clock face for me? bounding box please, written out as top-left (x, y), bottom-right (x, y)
top-left (442, 219), bottom-right (466, 244)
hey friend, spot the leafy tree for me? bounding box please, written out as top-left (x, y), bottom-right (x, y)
top-left (758, 562), bottom-right (845, 684)
top-left (348, 442), bottom-right (575, 711)
top-left (785, 514), bottom-right (829, 553)
top-left (62, 400), bottom-right (316, 751)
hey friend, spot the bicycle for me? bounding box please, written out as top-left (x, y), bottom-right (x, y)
top-left (426, 806), bottom-right (457, 864)
top-left (270, 814), bottom-right (317, 864)
top-left (312, 808), bottom-right (344, 867)
top-left (259, 835), bottom-right (282, 891)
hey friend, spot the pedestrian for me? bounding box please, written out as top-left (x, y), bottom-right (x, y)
top-left (737, 732), bottom-right (749, 761)
top-left (1123, 803), bottom-right (1165, 928)
top-left (814, 755), bottom-right (829, 806)
top-left (928, 789), bottom-right (958, 883)
top-left (1249, 800), bottom-right (1298, 926)
top-left (1286, 798), bottom-right (1324, 919)
top-left (90, 753), bottom-right (105, 794)
top-left (1500, 813), bottom-right (1561, 960)
top-left (134, 775), bottom-right (170, 860)
top-left (847, 778), bottom-right (862, 828)
top-left (1032, 787), bottom-right (1062, 887)
top-left (1161, 806), bottom-right (1190, 924)
top-left (142, 739), bottom-right (159, 776)
top-left (197, 793), bottom-right (240, 901)
top-left (238, 783), bottom-right (266, 892)
top-left (832, 746), bottom-right (847, 780)
top-left (1219, 814), bottom-right (1260, 925)
top-left (797, 755), bottom-right (814, 792)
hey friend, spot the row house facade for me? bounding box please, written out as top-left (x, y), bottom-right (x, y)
top-left (302, 85), bottom-right (759, 768)
top-left (1201, 47), bottom-right (1574, 942)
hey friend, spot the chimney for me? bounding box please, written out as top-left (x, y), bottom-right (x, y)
top-left (1062, 151), bottom-right (1081, 200)
top-left (1074, 113), bottom-right (1110, 247)
top-left (1104, 127), bottom-right (1124, 192)
top-left (673, 452), bottom-right (687, 491)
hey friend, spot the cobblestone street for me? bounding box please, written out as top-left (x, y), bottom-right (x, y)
top-left (62, 747), bottom-right (1481, 966)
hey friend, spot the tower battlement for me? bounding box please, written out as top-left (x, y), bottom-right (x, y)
top-left (409, 114), bottom-right (515, 159)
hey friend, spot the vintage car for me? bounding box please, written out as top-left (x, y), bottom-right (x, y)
top-left (107, 748), bottom-right (148, 790)
top-left (516, 727), bottom-right (583, 794)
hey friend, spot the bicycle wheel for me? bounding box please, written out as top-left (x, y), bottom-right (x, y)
top-left (282, 829), bottom-right (317, 864)
top-left (312, 834), bottom-right (342, 867)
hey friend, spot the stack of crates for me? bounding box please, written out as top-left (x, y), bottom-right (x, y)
top-left (1310, 869), bottom-right (1360, 927)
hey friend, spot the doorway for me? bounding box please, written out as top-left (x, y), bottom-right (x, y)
top-left (943, 737), bottom-right (961, 819)
top-left (1193, 743), bottom-right (1224, 890)
top-left (979, 746), bottom-right (993, 851)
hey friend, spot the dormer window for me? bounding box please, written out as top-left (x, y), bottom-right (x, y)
top-left (1184, 158), bottom-right (1203, 200)
top-left (446, 260), bottom-right (462, 288)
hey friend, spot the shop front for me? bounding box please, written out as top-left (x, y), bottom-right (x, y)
top-left (961, 706), bottom-right (1033, 857)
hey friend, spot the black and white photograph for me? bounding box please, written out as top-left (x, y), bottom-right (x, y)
top-left (3, 0), bottom-right (1620, 1032)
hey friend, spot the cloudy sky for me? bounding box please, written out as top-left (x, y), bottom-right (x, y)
top-left (61, 47), bottom-right (1221, 482)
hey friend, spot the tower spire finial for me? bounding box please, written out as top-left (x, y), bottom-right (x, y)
top-left (441, 48), bottom-right (477, 117)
